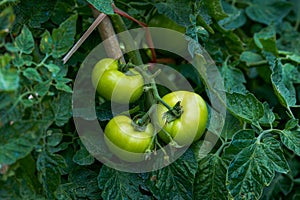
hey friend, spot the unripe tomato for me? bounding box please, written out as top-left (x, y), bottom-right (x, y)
top-left (91, 58), bottom-right (144, 104)
top-left (104, 115), bottom-right (154, 162)
top-left (155, 91), bottom-right (208, 146)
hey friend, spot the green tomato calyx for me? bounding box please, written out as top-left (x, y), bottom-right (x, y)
top-left (117, 60), bottom-right (129, 73)
top-left (118, 61), bottom-right (136, 73)
top-left (163, 101), bottom-right (184, 123)
top-left (131, 113), bottom-right (150, 132)
top-left (131, 120), bottom-right (147, 132)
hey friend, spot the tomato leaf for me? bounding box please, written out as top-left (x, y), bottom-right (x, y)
top-left (207, 106), bottom-right (225, 136)
top-left (226, 130), bottom-right (290, 199)
top-left (144, 149), bottom-right (197, 200)
top-left (52, 14), bottom-right (77, 58)
top-left (37, 151), bottom-right (68, 199)
top-left (285, 119), bottom-right (299, 130)
top-left (86, 0), bottom-right (114, 14)
top-left (0, 156), bottom-right (43, 199)
top-left (245, 0), bottom-right (293, 25)
top-left (262, 173), bottom-right (294, 199)
top-left (277, 22), bottom-right (300, 55)
top-left (226, 92), bottom-right (264, 126)
top-left (280, 129), bottom-right (300, 157)
top-left (95, 101), bottom-right (113, 121)
top-left (56, 168), bottom-right (101, 199)
top-left (218, 1), bottom-right (246, 30)
top-left (44, 63), bottom-right (60, 77)
top-left (40, 30), bottom-right (53, 55)
top-left (221, 63), bottom-right (247, 94)
top-left (259, 102), bottom-right (276, 127)
top-left (34, 80), bottom-right (51, 97)
top-left (55, 82), bottom-right (73, 93)
top-left (191, 140), bottom-right (214, 162)
top-left (15, 25), bottom-right (34, 54)
top-left (240, 51), bottom-right (265, 66)
top-left (13, 0), bottom-right (55, 30)
top-left (0, 121), bottom-right (49, 165)
top-left (220, 113), bottom-right (243, 141)
top-left (254, 25), bottom-right (278, 56)
top-left (72, 141), bottom-right (95, 166)
top-left (155, 0), bottom-right (192, 27)
top-left (222, 130), bottom-right (256, 163)
top-left (194, 154), bottom-right (228, 200)
top-left (0, 67), bottom-right (19, 91)
top-left (22, 68), bottom-right (42, 82)
top-left (98, 166), bottom-right (145, 199)
top-left (51, 92), bottom-right (72, 127)
top-left (270, 59), bottom-right (296, 108)
top-left (194, 2), bottom-right (214, 34)
top-left (0, 95), bottom-right (21, 126)
top-left (203, 0), bottom-right (228, 21)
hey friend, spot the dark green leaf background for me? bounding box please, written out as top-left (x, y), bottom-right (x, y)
top-left (0, 0), bottom-right (299, 199)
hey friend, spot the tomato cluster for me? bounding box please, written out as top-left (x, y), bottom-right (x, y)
top-left (92, 58), bottom-right (208, 162)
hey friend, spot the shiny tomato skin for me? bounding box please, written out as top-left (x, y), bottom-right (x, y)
top-left (104, 115), bottom-right (154, 162)
top-left (91, 58), bottom-right (144, 104)
top-left (155, 91), bottom-right (208, 146)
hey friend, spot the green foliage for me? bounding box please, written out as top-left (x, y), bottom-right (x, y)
top-left (194, 154), bottom-right (228, 199)
top-left (0, 7), bottom-right (15, 42)
top-left (87, 0), bottom-right (114, 14)
top-left (98, 166), bottom-right (145, 199)
top-left (225, 130), bottom-right (289, 199)
top-left (0, 0), bottom-right (300, 199)
top-left (144, 150), bottom-right (198, 200)
top-left (245, 0), bottom-right (293, 25)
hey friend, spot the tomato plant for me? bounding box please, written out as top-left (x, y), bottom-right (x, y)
top-left (104, 115), bottom-right (154, 162)
top-left (92, 58), bottom-right (144, 104)
top-left (1, 0), bottom-right (300, 200)
top-left (155, 91), bottom-right (208, 146)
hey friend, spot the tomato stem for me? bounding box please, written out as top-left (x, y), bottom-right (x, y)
top-left (136, 105), bottom-right (155, 126)
top-left (150, 81), bottom-right (172, 111)
top-left (145, 129), bottom-right (157, 159)
top-left (155, 136), bottom-right (169, 161)
top-left (110, 14), bottom-right (144, 65)
top-left (215, 141), bottom-right (230, 156)
top-left (134, 66), bottom-right (183, 118)
top-left (112, 3), bottom-right (157, 63)
top-left (159, 128), bottom-right (181, 148)
top-left (119, 105), bottom-right (140, 116)
top-left (257, 128), bottom-right (282, 143)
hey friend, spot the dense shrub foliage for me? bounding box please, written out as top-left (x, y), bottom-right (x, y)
top-left (0, 0), bottom-right (299, 199)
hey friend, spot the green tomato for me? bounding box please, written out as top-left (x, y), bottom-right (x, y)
top-left (155, 91), bottom-right (208, 146)
top-left (91, 58), bottom-right (144, 104)
top-left (104, 115), bottom-right (154, 162)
